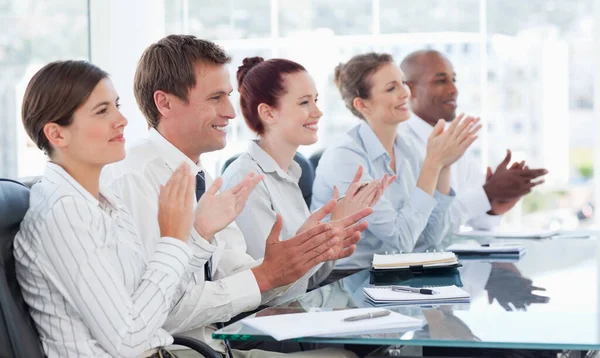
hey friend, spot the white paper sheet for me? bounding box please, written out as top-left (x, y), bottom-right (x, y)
top-left (240, 308), bottom-right (423, 341)
top-left (455, 229), bottom-right (559, 239)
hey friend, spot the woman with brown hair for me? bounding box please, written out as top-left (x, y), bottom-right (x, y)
top-left (312, 53), bottom-right (481, 269)
top-left (15, 60), bottom-right (197, 358)
top-left (221, 57), bottom-right (391, 302)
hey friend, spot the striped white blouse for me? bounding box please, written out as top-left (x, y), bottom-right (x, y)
top-left (14, 163), bottom-right (192, 358)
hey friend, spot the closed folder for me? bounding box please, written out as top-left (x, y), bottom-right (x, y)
top-left (372, 252), bottom-right (459, 270)
top-left (446, 243), bottom-right (526, 257)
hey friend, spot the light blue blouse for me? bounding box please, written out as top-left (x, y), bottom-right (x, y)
top-left (311, 121), bottom-right (458, 269)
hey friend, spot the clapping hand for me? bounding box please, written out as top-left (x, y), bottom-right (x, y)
top-left (330, 165), bottom-right (396, 221)
top-left (484, 150), bottom-right (548, 215)
top-left (158, 163), bottom-right (196, 242)
top-left (194, 173), bottom-right (264, 239)
top-left (426, 113), bottom-right (481, 168)
top-left (298, 197), bottom-right (372, 260)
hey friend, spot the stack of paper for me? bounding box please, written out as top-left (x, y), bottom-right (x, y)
top-left (364, 285), bottom-right (471, 306)
top-left (372, 252), bottom-right (459, 270)
top-left (446, 243), bottom-right (526, 257)
top-left (455, 229), bottom-right (559, 239)
top-left (240, 308), bottom-right (423, 341)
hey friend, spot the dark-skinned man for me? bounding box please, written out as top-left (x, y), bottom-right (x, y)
top-left (399, 49), bottom-right (558, 358)
top-left (400, 50), bottom-right (548, 230)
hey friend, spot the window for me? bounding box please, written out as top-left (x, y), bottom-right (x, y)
top-left (163, 0), bottom-right (595, 230)
top-left (279, 0), bottom-right (373, 36)
top-left (513, 121), bottom-right (523, 133)
top-left (485, 0), bottom-right (593, 229)
top-left (379, 0), bottom-right (480, 34)
top-left (165, 0), bottom-right (271, 40)
top-left (0, 0), bottom-right (594, 232)
top-left (0, 0), bottom-right (89, 179)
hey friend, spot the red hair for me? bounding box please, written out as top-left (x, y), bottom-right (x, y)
top-left (237, 57), bottom-right (306, 134)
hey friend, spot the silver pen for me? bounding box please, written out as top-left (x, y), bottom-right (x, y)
top-left (391, 286), bottom-right (439, 295)
top-left (343, 310), bottom-right (391, 322)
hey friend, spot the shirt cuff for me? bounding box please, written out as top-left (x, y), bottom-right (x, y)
top-left (148, 238), bottom-right (193, 279)
top-left (469, 213), bottom-right (503, 230)
top-left (433, 188), bottom-right (456, 209)
top-left (462, 186), bottom-right (493, 218)
top-left (190, 228), bottom-right (218, 256)
top-left (220, 269), bottom-right (262, 314)
top-left (260, 283), bottom-right (294, 304)
top-left (409, 187), bottom-right (438, 215)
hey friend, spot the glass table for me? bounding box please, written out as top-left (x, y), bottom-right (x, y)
top-left (214, 236), bottom-right (600, 351)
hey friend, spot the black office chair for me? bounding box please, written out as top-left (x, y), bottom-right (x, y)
top-left (221, 153), bottom-right (242, 175)
top-left (294, 152), bottom-right (315, 208)
top-left (308, 149), bottom-right (324, 171)
top-left (0, 179), bottom-right (43, 357)
top-left (222, 152), bottom-right (315, 208)
top-left (0, 178), bottom-right (220, 358)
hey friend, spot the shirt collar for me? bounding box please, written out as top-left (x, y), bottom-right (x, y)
top-left (148, 128), bottom-right (202, 175)
top-left (406, 115), bottom-right (434, 143)
top-left (44, 162), bottom-right (123, 210)
top-left (357, 121), bottom-right (391, 162)
top-left (247, 140), bottom-right (302, 183)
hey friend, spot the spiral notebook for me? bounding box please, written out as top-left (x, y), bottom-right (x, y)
top-left (372, 252), bottom-right (459, 270)
top-left (364, 285), bottom-right (471, 306)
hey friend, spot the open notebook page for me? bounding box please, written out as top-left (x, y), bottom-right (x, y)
top-left (372, 252), bottom-right (458, 269)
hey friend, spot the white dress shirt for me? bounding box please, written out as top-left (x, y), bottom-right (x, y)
top-left (221, 140), bottom-right (333, 304)
top-left (101, 128), bottom-right (289, 353)
top-left (405, 116), bottom-right (502, 230)
top-left (311, 121), bottom-right (458, 269)
top-left (15, 163), bottom-right (192, 358)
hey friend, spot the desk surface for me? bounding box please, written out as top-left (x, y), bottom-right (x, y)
top-left (214, 236), bottom-right (600, 350)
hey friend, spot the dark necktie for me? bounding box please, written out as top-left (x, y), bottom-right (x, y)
top-left (195, 171), bottom-right (213, 282)
top-left (195, 171), bottom-right (233, 358)
top-left (195, 171), bottom-right (206, 202)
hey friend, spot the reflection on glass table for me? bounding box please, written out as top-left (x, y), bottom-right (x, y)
top-left (485, 262), bottom-right (550, 311)
top-left (214, 238), bottom-right (600, 350)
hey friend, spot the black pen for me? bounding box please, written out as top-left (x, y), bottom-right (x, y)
top-left (481, 243), bottom-right (518, 247)
top-left (343, 310), bottom-right (391, 322)
top-left (391, 286), bottom-right (439, 295)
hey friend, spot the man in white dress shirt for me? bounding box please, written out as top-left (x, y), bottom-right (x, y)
top-left (400, 50), bottom-right (548, 230)
top-left (102, 35), bottom-right (363, 358)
